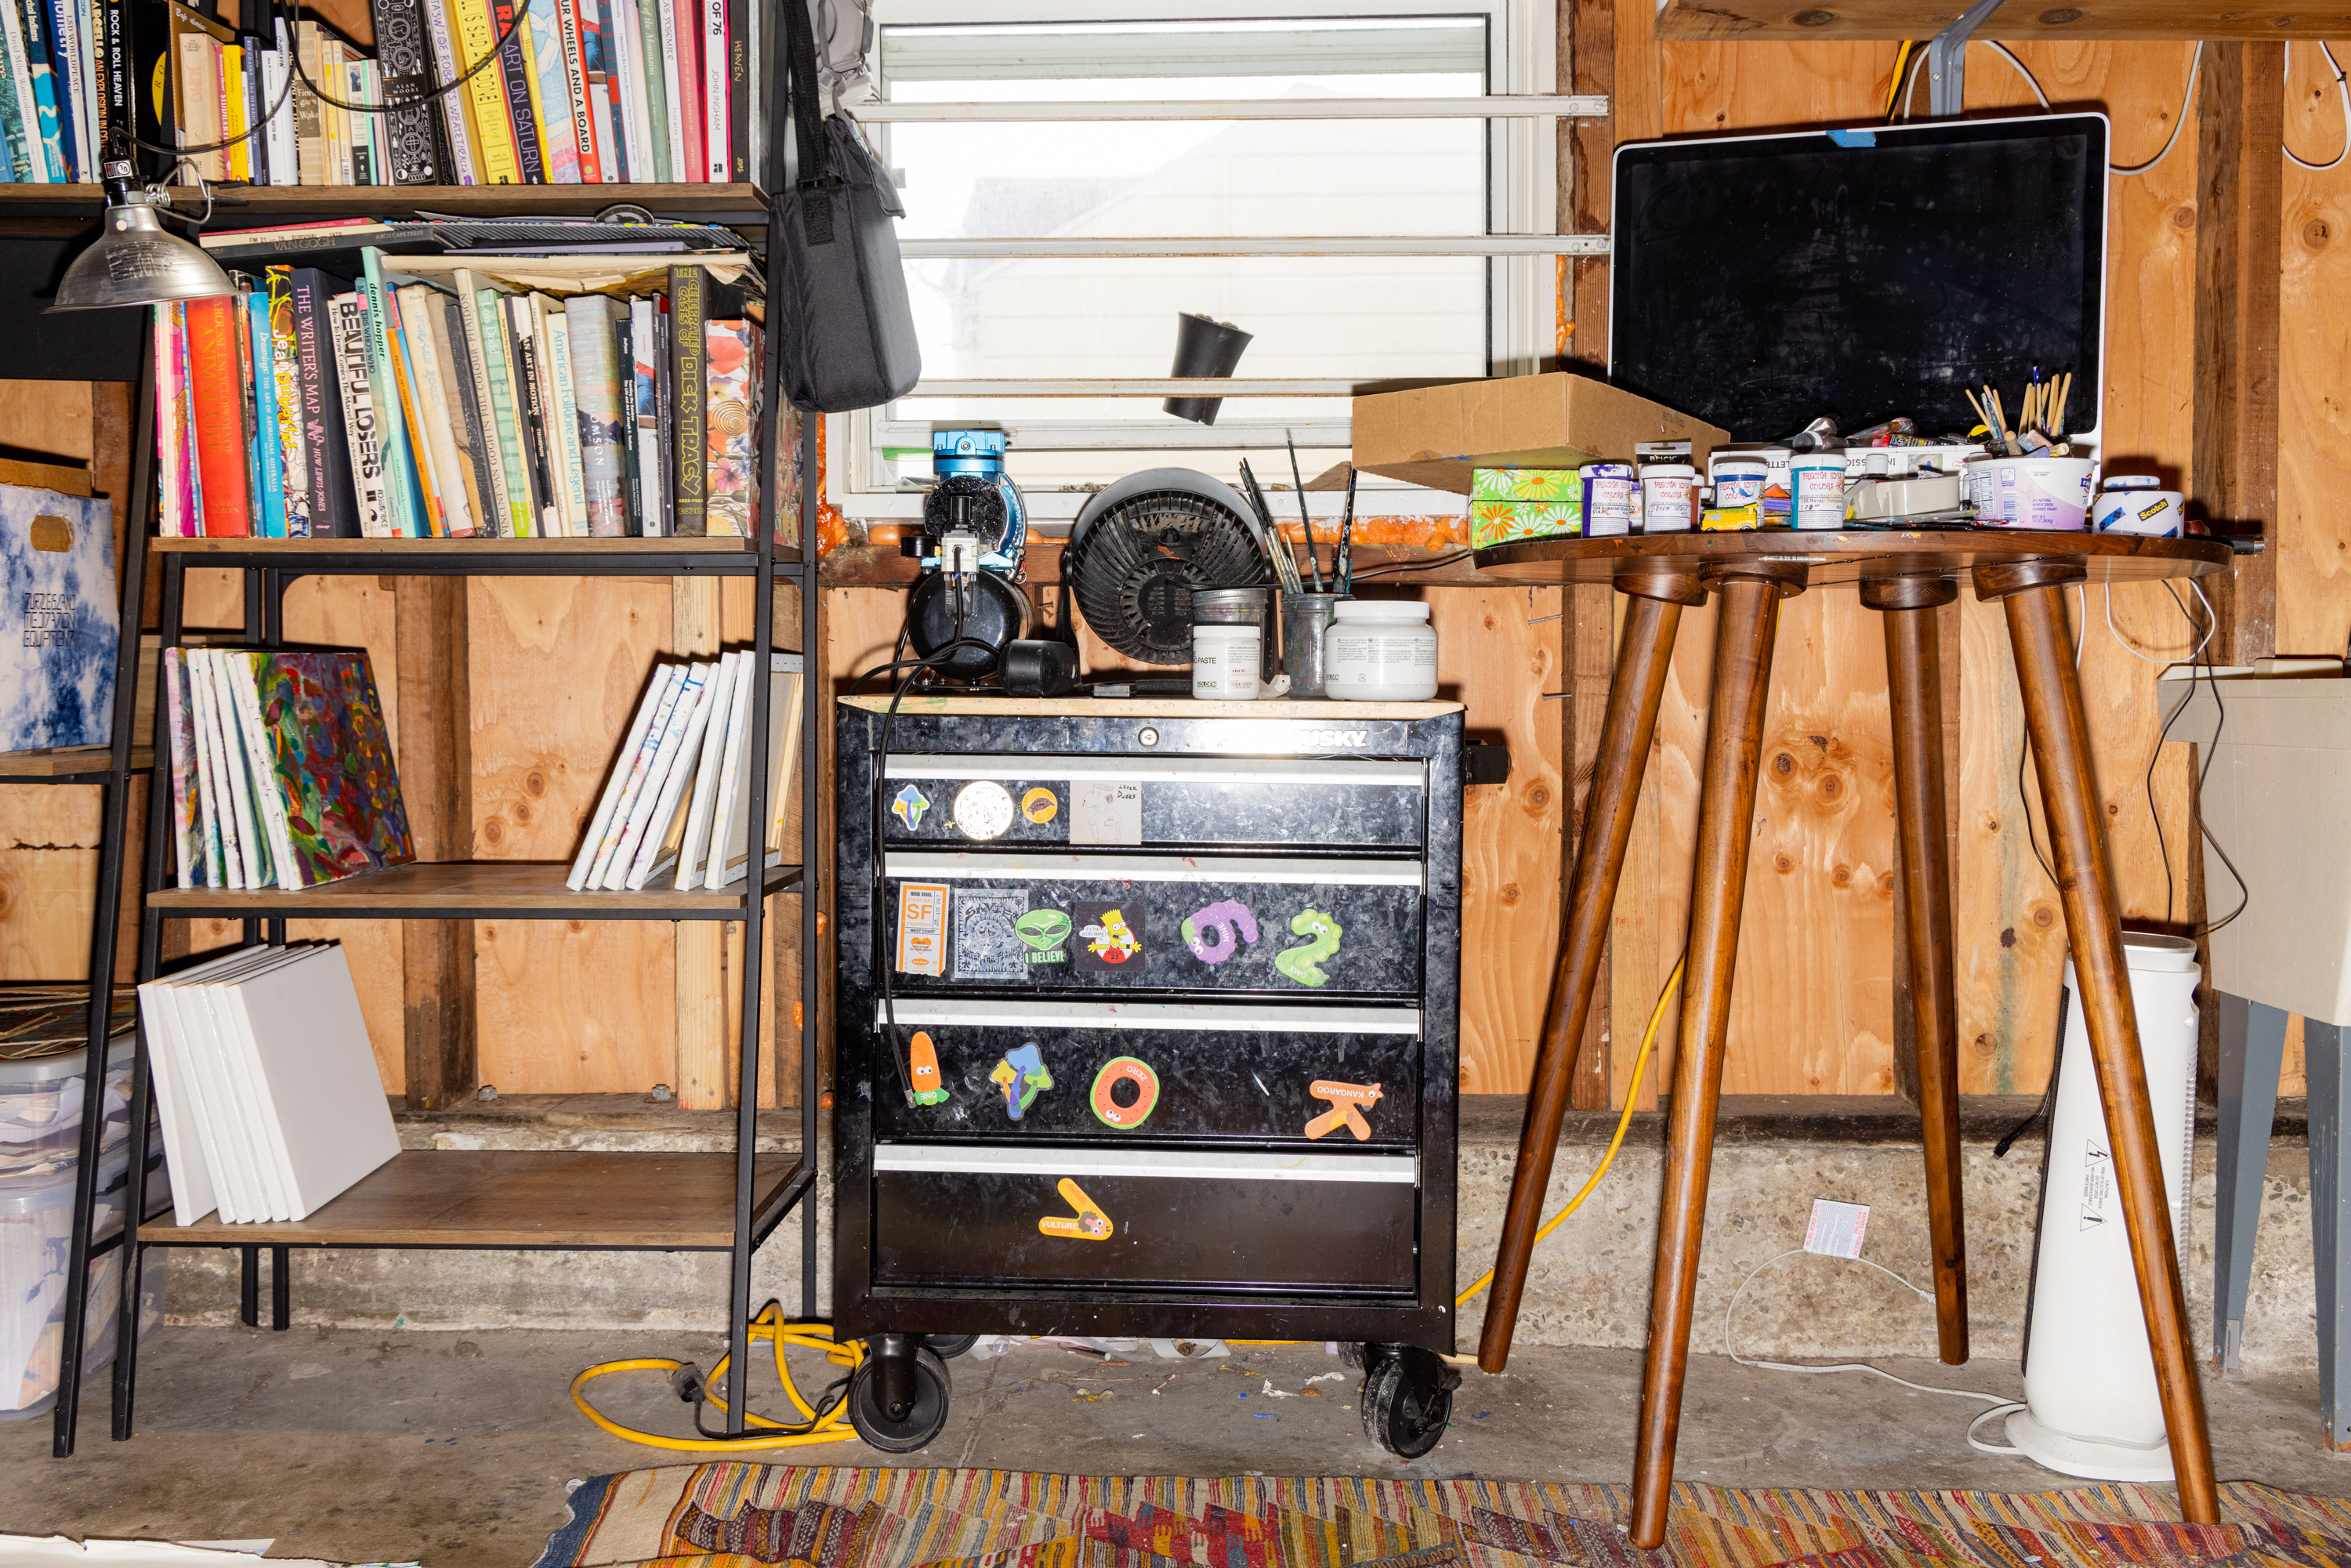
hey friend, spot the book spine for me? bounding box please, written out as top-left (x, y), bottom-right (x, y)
top-left (628, 296), bottom-right (657, 534)
top-left (184, 295), bottom-right (249, 536)
top-left (607, 0), bottom-right (648, 183)
top-left (653, 0), bottom-right (681, 187)
top-left (328, 292), bottom-right (390, 536)
top-left (22, 0), bottom-right (64, 181)
top-left (546, 303), bottom-right (588, 532)
top-left (185, 650), bottom-right (238, 886)
top-left (161, 648), bottom-right (200, 885)
top-left (216, 38), bottom-right (240, 179)
top-left (264, 19), bottom-right (296, 183)
top-left (669, 0), bottom-right (696, 187)
top-left (419, 0), bottom-right (476, 183)
top-left (356, 248), bottom-right (424, 536)
top-left (176, 297), bottom-right (202, 527)
top-left (364, 0), bottom-right (440, 183)
top-left (364, 59), bottom-right (389, 181)
top-left (66, 0), bottom-right (92, 177)
top-left (266, 271), bottom-right (310, 535)
top-left (448, 0), bottom-right (516, 181)
top-left (565, 298), bottom-right (625, 536)
top-left (245, 41), bottom-right (268, 183)
top-left (289, 270), bottom-right (357, 537)
top-left (342, 55), bottom-right (372, 182)
top-left (317, 36), bottom-right (343, 181)
top-left (630, 0), bottom-right (665, 180)
top-left (245, 289), bottom-right (287, 535)
top-left (223, 654), bottom-right (303, 890)
top-left (723, 0), bottom-right (744, 182)
top-left (152, 302), bottom-right (185, 534)
top-left (0, 0), bottom-right (38, 181)
top-left (579, 0), bottom-right (613, 179)
top-left (474, 289), bottom-right (534, 535)
top-left (520, 0), bottom-right (575, 181)
top-left (383, 291), bottom-right (444, 535)
top-left (615, 306), bottom-right (639, 531)
top-left (668, 265), bottom-right (705, 535)
top-left (703, 317), bottom-right (755, 537)
top-left (487, 0), bottom-right (541, 181)
top-left (697, 0), bottom-right (719, 181)
top-left (652, 299), bottom-right (672, 536)
top-left (436, 294), bottom-right (498, 535)
top-left (98, 0), bottom-right (125, 180)
top-left (40, 0), bottom-right (81, 180)
top-left (397, 284), bottom-right (475, 535)
top-left (554, 0), bottom-right (594, 182)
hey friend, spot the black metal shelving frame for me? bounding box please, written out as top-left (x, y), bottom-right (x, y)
top-left (65, 302), bottom-right (820, 1454)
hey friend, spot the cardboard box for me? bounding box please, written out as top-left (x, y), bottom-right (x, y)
top-left (1471, 467), bottom-right (1581, 503)
top-left (1470, 498), bottom-right (1582, 550)
top-left (1354, 373), bottom-right (1730, 496)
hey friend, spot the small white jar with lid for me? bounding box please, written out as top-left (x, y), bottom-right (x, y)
top-left (1326, 600), bottom-right (1438, 701)
top-left (1192, 624), bottom-right (1262, 701)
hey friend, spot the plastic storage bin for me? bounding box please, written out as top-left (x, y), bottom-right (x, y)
top-left (0, 1151), bottom-right (168, 1419)
top-left (0, 1034), bottom-right (137, 1179)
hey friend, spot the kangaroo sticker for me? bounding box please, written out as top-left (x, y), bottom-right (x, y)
top-left (1038, 1177), bottom-right (1113, 1240)
top-left (1305, 1079), bottom-right (1382, 1140)
top-left (1273, 907), bottom-right (1344, 987)
top-left (1180, 898), bottom-right (1259, 965)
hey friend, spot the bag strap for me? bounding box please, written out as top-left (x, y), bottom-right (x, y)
top-left (784, 0), bottom-right (836, 243)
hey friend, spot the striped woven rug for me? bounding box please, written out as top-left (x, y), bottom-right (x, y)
top-left (527, 1467), bottom-right (2351, 1568)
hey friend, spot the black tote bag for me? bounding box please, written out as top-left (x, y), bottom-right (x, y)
top-left (773, 0), bottom-right (920, 413)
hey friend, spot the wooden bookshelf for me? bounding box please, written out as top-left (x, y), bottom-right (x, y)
top-left (0, 182), bottom-right (772, 227)
top-left (152, 535), bottom-right (807, 574)
top-left (147, 860), bottom-right (802, 918)
top-left (140, 1149), bottom-right (805, 1248)
top-left (0, 744), bottom-right (153, 780)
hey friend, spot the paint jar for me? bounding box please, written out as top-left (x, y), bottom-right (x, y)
top-left (1758, 447), bottom-right (1795, 527)
top-left (2092, 475), bottom-right (2186, 538)
top-left (1191, 586), bottom-right (1278, 685)
top-left (1640, 463), bottom-right (1701, 533)
top-left (1326, 600), bottom-right (1438, 701)
top-left (2013, 457), bottom-right (2096, 531)
top-left (1281, 592), bottom-right (1342, 697)
top-left (1191, 625), bottom-right (1262, 701)
top-left (1580, 462), bottom-right (1640, 538)
top-left (1965, 455), bottom-right (2012, 523)
top-left (1791, 453), bottom-right (1849, 531)
top-left (1709, 454), bottom-right (1770, 514)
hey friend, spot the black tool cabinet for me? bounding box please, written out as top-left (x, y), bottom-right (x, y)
top-left (833, 695), bottom-right (1465, 1457)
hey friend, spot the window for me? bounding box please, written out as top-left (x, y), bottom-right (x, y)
top-left (843, 1), bottom-right (1556, 519)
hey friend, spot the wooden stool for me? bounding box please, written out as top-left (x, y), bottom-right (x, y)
top-left (1472, 533), bottom-right (2230, 1548)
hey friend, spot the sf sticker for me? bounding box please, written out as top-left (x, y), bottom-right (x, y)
top-left (1181, 898), bottom-right (1259, 965)
top-left (1020, 786), bottom-right (1059, 825)
top-left (1089, 1056), bottom-right (1162, 1129)
top-left (1273, 907), bottom-right (1344, 987)
top-left (1038, 1177), bottom-right (1113, 1241)
top-left (889, 784), bottom-right (931, 831)
top-left (1015, 907), bottom-right (1071, 966)
top-left (989, 1041), bottom-right (1054, 1120)
top-left (895, 883), bottom-right (950, 976)
top-left (1075, 903), bottom-right (1143, 971)
top-left (1305, 1079), bottom-right (1382, 1141)
top-left (907, 1030), bottom-right (948, 1106)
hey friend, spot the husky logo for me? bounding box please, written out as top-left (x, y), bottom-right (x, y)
top-left (1297, 729), bottom-right (1370, 748)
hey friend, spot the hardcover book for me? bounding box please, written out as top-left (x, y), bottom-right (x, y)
top-left (221, 649), bottom-right (414, 887)
top-left (703, 317), bottom-right (757, 538)
top-left (0, 485), bottom-right (115, 752)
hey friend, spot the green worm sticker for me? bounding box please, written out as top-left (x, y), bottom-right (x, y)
top-left (1273, 907), bottom-right (1343, 987)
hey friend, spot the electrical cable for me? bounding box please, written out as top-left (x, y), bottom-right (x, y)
top-left (2187, 585), bottom-right (2251, 934)
top-left (1722, 1249), bottom-right (2019, 1407)
top-left (1348, 549), bottom-right (1474, 582)
top-left (1454, 955), bottom-right (1684, 1308)
top-left (1985, 41), bottom-right (2051, 110)
top-left (1890, 38), bottom-right (2046, 120)
top-left (1885, 42), bottom-right (1918, 119)
top-left (571, 1301), bottom-right (866, 1451)
top-left (2113, 42), bottom-right (2203, 177)
top-left (2285, 42), bottom-right (2351, 172)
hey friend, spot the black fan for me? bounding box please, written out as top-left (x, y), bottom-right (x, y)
top-left (1063, 469), bottom-right (1270, 664)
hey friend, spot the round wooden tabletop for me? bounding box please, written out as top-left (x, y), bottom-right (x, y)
top-left (1473, 529), bottom-right (2233, 588)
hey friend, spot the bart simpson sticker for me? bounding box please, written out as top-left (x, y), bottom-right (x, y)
top-left (1075, 903), bottom-right (1143, 972)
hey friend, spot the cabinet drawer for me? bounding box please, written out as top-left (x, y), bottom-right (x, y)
top-left (880, 755), bottom-right (1425, 852)
top-left (870, 999), bottom-right (1420, 1146)
top-left (871, 1146), bottom-right (1417, 1294)
top-left (882, 853), bottom-right (1422, 998)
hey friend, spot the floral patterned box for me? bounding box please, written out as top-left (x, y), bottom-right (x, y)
top-left (1470, 467), bottom-right (1581, 503)
top-left (1470, 498), bottom-right (1582, 550)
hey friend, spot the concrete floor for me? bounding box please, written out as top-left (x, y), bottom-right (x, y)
top-left (5, 1328), bottom-right (2348, 1567)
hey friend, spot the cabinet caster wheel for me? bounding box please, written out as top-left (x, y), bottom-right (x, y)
top-left (1360, 1345), bottom-right (1458, 1459)
top-left (848, 1342), bottom-right (951, 1454)
top-left (923, 1333), bottom-right (979, 1360)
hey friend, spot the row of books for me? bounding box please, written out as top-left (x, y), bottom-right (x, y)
top-left (137, 943), bottom-right (399, 1226)
top-left (0, 0), bottom-right (763, 185)
top-left (151, 252), bottom-right (778, 539)
top-left (567, 649), bottom-right (802, 893)
top-left (161, 646), bottom-right (415, 890)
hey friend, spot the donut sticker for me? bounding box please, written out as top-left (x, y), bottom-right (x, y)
top-left (1180, 898), bottom-right (1259, 965)
top-left (1089, 1056), bottom-right (1162, 1129)
top-left (1273, 907), bottom-right (1344, 987)
top-left (1021, 786), bottom-right (1059, 824)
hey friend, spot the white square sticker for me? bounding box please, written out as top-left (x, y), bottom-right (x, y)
top-left (1069, 780), bottom-right (1143, 846)
top-left (1804, 1199), bottom-right (1871, 1259)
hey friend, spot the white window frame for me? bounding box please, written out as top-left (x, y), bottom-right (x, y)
top-left (837, 0), bottom-right (1560, 525)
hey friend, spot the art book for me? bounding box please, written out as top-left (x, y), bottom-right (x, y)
top-left (703, 317), bottom-right (758, 538)
top-left (222, 650), bottom-right (415, 887)
top-left (0, 485), bottom-right (116, 752)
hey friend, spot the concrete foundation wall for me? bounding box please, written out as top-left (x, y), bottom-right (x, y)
top-left (154, 1098), bottom-right (2324, 1375)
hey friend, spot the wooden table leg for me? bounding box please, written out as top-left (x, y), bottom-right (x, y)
top-left (1631, 566), bottom-right (1801, 1549)
top-left (1481, 573), bottom-right (1707, 1374)
top-left (1976, 559), bottom-right (2220, 1521)
top-left (1865, 576), bottom-right (1969, 1365)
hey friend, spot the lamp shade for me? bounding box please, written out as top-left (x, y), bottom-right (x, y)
top-left (50, 162), bottom-right (234, 312)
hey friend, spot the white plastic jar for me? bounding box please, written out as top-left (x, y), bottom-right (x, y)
top-left (1191, 624), bottom-right (1262, 701)
top-left (1326, 600), bottom-right (1438, 701)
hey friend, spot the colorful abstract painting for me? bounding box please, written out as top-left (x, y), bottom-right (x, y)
top-left (0, 484), bottom-right (116, 753)
top-left (239, 650), bottom-right (415, 885)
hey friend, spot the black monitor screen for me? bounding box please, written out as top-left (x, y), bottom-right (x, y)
top-left (1607, 114), bottom-right (2108, 444)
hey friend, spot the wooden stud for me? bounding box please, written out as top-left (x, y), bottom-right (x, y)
top-left (675, 578), bottom-right (727, 1110)
top-left (1982, 565), bottom-right (2221, 1523)
top-left (393, 575), bottom-right (476, 1111)
top-left (1631, 571), bottom-right (1791, 1549)
top-left (2195, 42), bottom-right (2284, 664)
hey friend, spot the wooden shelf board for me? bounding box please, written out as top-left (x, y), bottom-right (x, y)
top-left (147, 860), bottom-right (802, 918)
top-left (139, 1149), bottom-right (802, 1248)
top-left (155, 535), bottom-right (774, 556)
top-left (1651, 0), bottom-right (2351, 41)
top-left (820, 538), bottom-right (1498, 589)
top-left (0, 183), bottom-right (773, 223)
top-left (0, 744), bottom-right (153, 779)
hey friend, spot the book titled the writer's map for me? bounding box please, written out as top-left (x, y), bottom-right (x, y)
top-left (0, 486), bottom-right (116, 752)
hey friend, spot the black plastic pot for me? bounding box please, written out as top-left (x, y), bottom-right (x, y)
top-left (1163, 313), bottom-right (1253, 425)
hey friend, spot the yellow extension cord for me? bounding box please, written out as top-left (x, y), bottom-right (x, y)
top-left (571, 960), bottom-right (1688, 1450)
